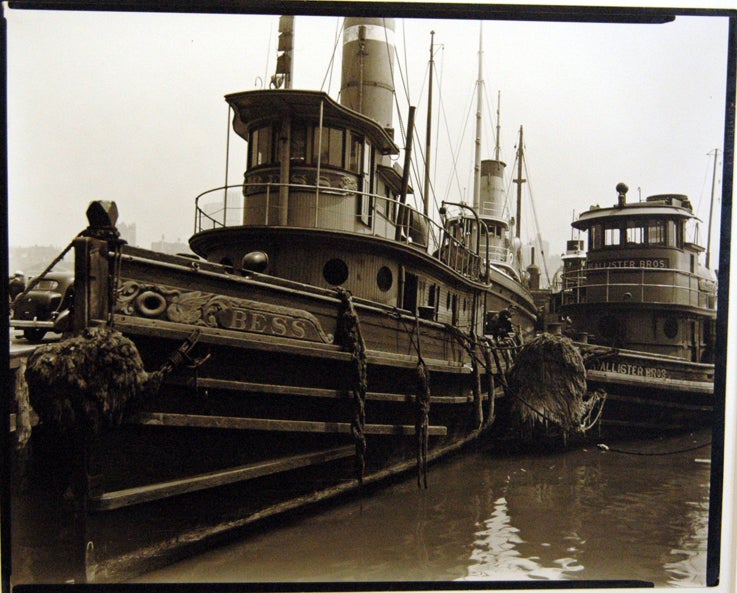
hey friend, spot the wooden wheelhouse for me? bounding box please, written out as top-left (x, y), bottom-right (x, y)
top-left (560, 183), bottom-right (717, 363)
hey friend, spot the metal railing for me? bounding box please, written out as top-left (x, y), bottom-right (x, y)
top-left (193, 182), bottom-right (486, 282)
top-left (561, 266), bottom-right (715, 309)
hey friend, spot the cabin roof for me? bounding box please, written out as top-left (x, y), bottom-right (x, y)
top-left (572, 203), bottom-right (699, 230)
top-left (225, 89), bottom-right (400, 155)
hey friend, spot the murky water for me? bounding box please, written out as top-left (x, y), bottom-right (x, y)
top-left (134, 429), bottom-right (712, 587)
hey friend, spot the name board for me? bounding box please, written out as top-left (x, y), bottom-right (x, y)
top-left (215, 306), bottom-right (330, 342)
top-left (588, 258), bottom-right (669, 270)
top-left (593, 360), bottom-right (668, 379)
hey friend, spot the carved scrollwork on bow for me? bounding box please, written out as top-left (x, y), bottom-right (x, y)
top-left (115, 280), bottom-right (332, 343)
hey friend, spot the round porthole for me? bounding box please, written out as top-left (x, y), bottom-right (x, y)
top-left (377, 266), bottom-right (393, 292)
top-left (663, 317), bottom-right (679, 339)
top-left (220, 257), bottom-right (234, 272)
top-left (323, 258), bottom-right (348, 286)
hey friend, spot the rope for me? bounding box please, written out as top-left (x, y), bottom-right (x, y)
top-left (386, 308), bottom-right (431, 488)
top-left (578, 389), bottom-right (607, 433)
top-left (481, 338), bottom-right (496, 425)
top-left (335, 289), bottom-right (368, 485)
top-left (414, 317), bottom-right (430, 489)
top-left (389, 307), bottom-right (423, 360)
top-left (10, 232), bottom-right (83, 307)
top-left (597, 441), bottom-right (712, 456)
top-left (471, 344), bottom-right (483, 429)
top-left (108, 241), bottom-right (124, 328)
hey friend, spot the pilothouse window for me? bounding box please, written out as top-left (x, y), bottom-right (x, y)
top-left (290, 125), bottom-right (307, 162)
top-left (348, 132), bottom-right (363, 173)
top-left (249, 125), bottom-right (274, 167)
top-left (648, 221), bottom-right (666, 245)
top-left (604, 226), bottom-right (621, 246)
top-left (590, 224), bottom-right (603, 250)
top-left (313, 126), bottom-right (345, 168)
top-left (626, 222), bottom-right (645, 245)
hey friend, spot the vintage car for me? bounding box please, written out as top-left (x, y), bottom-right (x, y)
top-left (10, 271), bottom-right (74, 342)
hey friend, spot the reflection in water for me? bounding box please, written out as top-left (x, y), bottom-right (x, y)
top-left (462, 435), bottom-right (711, 587)
top-left (465, 495), bottom-right (584, 581)
top-left (664, 495), bottom-right (710, 587)
top-left (134, 430), bottom-right (711, 587)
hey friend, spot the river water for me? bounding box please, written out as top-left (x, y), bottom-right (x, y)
top-left (132, 429), bottom-right (713, 588)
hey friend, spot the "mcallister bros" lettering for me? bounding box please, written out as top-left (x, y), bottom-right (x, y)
top-left (594, 360), bottom-right (668, 379)
top-left (587, 258), bottom-right (669, 269)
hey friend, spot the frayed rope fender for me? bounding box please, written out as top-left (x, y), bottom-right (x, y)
top-left (22, 326), bottom-right (203, 437)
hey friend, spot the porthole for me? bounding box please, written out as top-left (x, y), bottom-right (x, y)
top-left (220, 257), bottom-right (234, 272)
top-left (323, 258), bottom-right (349, 286)
top-left (377, 266), bottom-right (393, 292)
top-left (663, 317), bottom-right (679, 339)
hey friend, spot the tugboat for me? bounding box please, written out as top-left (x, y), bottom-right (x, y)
top-left (558, 182), bottom-right (717, 434)
top-left (9, 16), bottom-right (537, 583)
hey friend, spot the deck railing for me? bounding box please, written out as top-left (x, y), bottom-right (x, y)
top-left (194, 182), bottom-right (487, 282)
top-left (561, 266), bottom-right (715, 309)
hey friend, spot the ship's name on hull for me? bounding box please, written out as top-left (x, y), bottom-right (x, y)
top-left (593, 360), bottom-right (668, 379)
top-left (588, 258), bottom-right (669, 269)
top-left (215, 307), bottom-right (316, 340)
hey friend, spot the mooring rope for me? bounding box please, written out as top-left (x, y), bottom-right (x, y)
top-left (481, 340), bottom-right (496, 425)
top-left (335, 289), bottom-right (368, 485)
top-left (414, 316), bottom-right (430, 490)
top-left (10, 232), bottom-right (83, 307)
top-left (469, 333), bottom-right (484, 429)
top-left (597, 440), bottom-right (712, 456)
top-left (578, 389), bottom-right (607, 433)
top-left (386, 308), bottom-right (432, 488)
top-left (108, 241), bottom-right (125, 328)
top-left (389, 307), bottom-right (423, 361)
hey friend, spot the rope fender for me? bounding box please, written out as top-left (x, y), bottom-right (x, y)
top-left (22, 327), bottom-right (204, 437)
top-left (335, 288), bottom-right (368, 485)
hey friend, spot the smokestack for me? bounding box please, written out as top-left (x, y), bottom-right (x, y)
top-left (340, 18), bottom-right (395, 130)
top-left (478, 159), bottom-right (506, 219)
top-left (527, 246), bottom-right (540, 290)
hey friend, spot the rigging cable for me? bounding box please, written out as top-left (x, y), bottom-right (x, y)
top-left (522, 156), bottom-right (552, 286)
top-left (596, 441), bottom-right (712, 456)
top-left (320, 19), bottom-right (343, 94)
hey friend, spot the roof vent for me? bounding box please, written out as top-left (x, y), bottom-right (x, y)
top-left (615, 182), bottom-right (628, 208)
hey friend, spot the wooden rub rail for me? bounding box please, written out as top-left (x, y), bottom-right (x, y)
top-left (90, 445), bottom-right (356, 511)
top-left (131, 412), bottom-right (448, 436)
top-left (191, 377), bottom-right (473, 405)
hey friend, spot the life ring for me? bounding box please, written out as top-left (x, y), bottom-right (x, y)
top-left (136, 291), bottom-right (167, 317)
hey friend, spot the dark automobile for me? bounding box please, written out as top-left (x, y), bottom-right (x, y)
top-left (10, 271), bottom-right (74, 342)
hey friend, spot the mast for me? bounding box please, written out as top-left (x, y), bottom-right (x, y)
top-left (512, 125), bottom-right (525, 266)
top-left (423, 31), bottom-right (435, 217)
top-left (706, 148), bottom-right (719, 269)
top-left (495, 91), bottom-right (501, 161)
top-left (272, 16), bottom-right (294, 89)
top-left (513, 125), bottom-right (525, 240)
top-left (472, 23), bottom-right (483, 211)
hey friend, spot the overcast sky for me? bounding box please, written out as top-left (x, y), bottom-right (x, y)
top-left (5, 5), bottom-right (731, 272)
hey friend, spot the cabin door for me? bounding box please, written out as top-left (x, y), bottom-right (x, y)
top-left (402, 271), bottom-right (419, 314)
